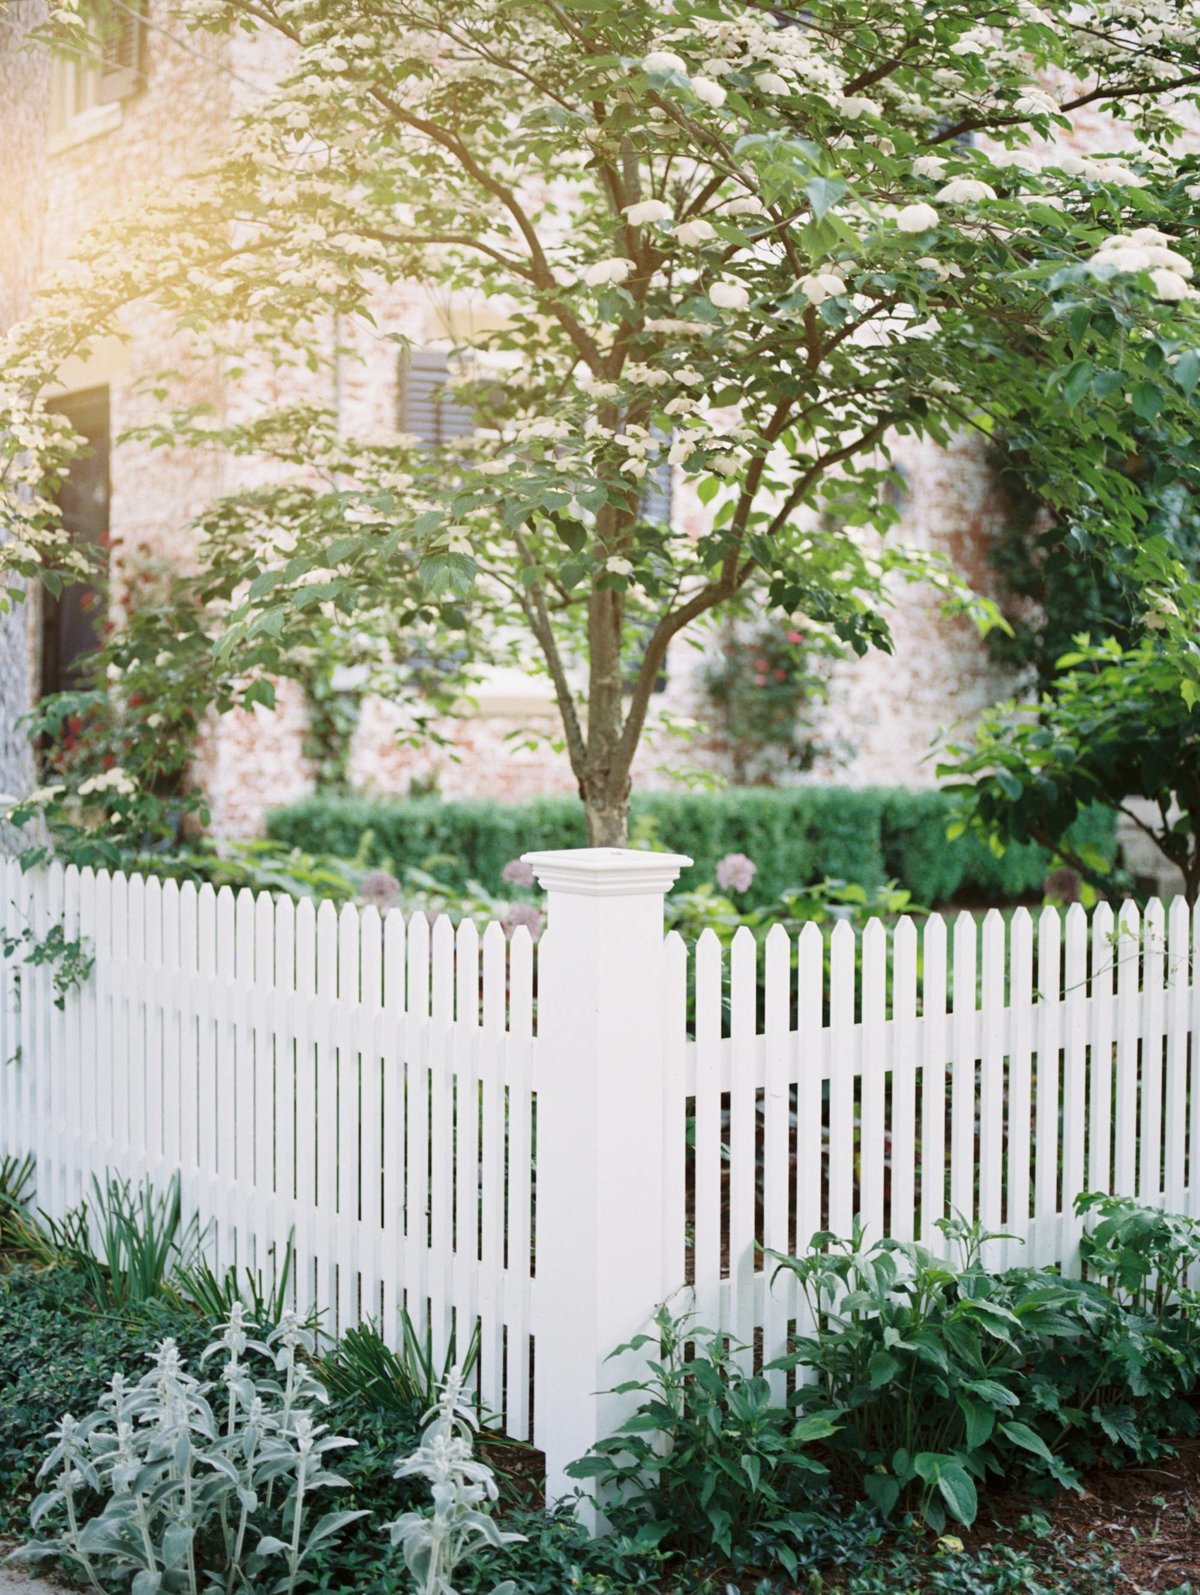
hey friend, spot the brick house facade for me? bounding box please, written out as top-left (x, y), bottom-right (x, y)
top-left (1, 5), bottom-right (1049, 838)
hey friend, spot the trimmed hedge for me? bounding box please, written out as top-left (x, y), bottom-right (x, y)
top-left (266, 787), bottom-right (1119, 908)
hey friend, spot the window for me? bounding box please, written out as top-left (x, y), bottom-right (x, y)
top-left (397, 349), bottom-right (474, 445)
top-left (41, 388), bottom-right (109, 700)
top-left (640, 451), bottom-right (673, 529)
top-left (49, 1), bottom-right (147, 148)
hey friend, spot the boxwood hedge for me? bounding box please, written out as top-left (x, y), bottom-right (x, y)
top-left (266, 787), bottom-right (1119, 909)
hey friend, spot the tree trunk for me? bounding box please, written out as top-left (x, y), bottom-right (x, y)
top-left (583, 785), bottom-right (629, 846)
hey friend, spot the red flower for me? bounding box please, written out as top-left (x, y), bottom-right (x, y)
top-left (787, 629), bottom-right (804, 644)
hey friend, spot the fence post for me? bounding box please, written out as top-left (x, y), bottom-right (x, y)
top-left (523, 846), bottom-right (691, 1513)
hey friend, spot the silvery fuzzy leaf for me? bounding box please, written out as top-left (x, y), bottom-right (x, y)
top-left (237, 1486), bottom-right (258, 1512)
top-left (131, 1572), bottom-right (163, 1595)
top-left (254, 1536), bottom-right (289, 1559)
top-left (162, 1522), bottom-right (194, 1570)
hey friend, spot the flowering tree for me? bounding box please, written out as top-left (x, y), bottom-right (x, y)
top-left (4, 0), bottom-right (1200, 845)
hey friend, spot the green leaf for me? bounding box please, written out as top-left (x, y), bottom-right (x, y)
top-left (1061, 360), bottom-right (1093, 407)
top-left (1172, 349), bottom-right (1200, 395)
top-left (864, 1471), bottom-right (901, 1515)
top-left (999, 1420), bottom-right (1054, 1464)
top-left (806, 176), bottom-right (847, 219)
top-left (936, 1463), bottom-right (978, 1526)
top-left (1131, 381), bottom-right (1164, 421)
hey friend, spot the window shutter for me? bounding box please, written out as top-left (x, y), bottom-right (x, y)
top-left (640, 449), bottom-right (674, 528)
top-left (397, 349), bottom-right (473, 445)
top-left (97, 1), bottom-right (147, 105)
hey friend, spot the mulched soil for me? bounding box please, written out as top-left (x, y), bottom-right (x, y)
top-left (973, 1438), bottom-right (1200, 1593)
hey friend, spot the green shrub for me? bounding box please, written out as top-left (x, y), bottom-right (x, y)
top-left (267, 788), bottom-right (1119, 908)
top-left (566, 1307), bottom-right (839, 1577)
top-left (771, 1195), bottom-right (1200, 1531)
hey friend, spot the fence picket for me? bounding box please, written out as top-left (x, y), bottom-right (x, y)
top-left (979, 910), bottom-right (1005, 1259)
top-left (507, 927), bottom-right (534, 1439)
top-left (890, 917), bottom-right (918, 1246)
top-left (762, 923), bottom-right (790, 1394)
top-left (827, 920), bottom-right (855, 1241)
top-left (1088, 901), bottom-right (1114, 1198)
top-left (1061, 904), bottom-right (1088, 1272)
top-left (478, 920), bottom-right (506, 1418)
top-left (1140, 900), bottom-right (1166, 1205)
top-left (1166, 898), bottom-right (1190, 1216)
top-left (729, 926), bottom-right (757, 1360)
top-left (920, 915), bottom-right (948, 1248)
top-left (1032, 907), bottom-right (1062, 1268)
top-left (694, 928), bottom-right (723, 1333)
top-left (860, 919), bottom-right (886, 1245)
top-left (1114, 900), bottom-right (1141, 1197)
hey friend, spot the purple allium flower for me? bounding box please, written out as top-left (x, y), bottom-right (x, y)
top-left (715, 852), bottom-right (757, 895)
top-left (359, 870), bottom-right (400, 911)
top-left (501, 857), bottom-right (536, 888)
top-left (501, 902), bottom-right (545, 940)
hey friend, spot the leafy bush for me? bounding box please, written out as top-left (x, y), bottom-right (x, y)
top-left (266, 788), bottom-right (1119, 909)
top-left (1017, 1194), bottom-right (1200, 1473)
top-left (567, 1308), bottom-right (839, 1576)
top-left (772, 1220), bottom-right (1075, 1531)
top-left (771, 1196), bottom-right (1200, 1531)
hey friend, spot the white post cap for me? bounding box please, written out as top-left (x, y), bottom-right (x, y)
top-left (522, 846), bottom-right (692, 897)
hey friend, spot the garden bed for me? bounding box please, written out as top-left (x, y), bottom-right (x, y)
top-left (4, 1170), bottom-right (1200, 1595)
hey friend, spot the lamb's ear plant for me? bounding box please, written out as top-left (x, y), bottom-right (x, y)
top-left (14, 1306), bottom-right (366, 1595)
top-left (386, 1367), bottom-right (523, 1595)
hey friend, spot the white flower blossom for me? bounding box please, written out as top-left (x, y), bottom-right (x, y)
top-left (624, 198), bottom-right (673, 226)
top-left (690, 77), bottom-right (727, 108)
top-left (1150, 268), bottom-right (1190, 301)
top-left (754, 71), bottom-right (790, 95)
top-left (912, 155), bottom-right (947, 180)
top-left (583, 257), bottom-right (634, 287)
top-left (797, 271), bottom-right (846, 304)
top-left (838, 95), bottom-right (880, 119)
top-left (605, 555), bottom-right (634, 575)
top-left (643, 49), bottom-right (686, 74)
top-left (936, 178), bottom-right (997, 204)
top-left (896, 202), bottom-right (938, 234)
top-left (722, 195), bottom-right (765, 216)
top-left (676, 218), bottom-right (716, 246)
top-left (709, 279), bottom-right (750, 310)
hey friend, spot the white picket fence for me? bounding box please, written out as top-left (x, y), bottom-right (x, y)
top-left (2, 848), bottom-right (1198, 1503)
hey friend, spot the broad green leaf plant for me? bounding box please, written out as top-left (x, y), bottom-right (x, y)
top-left (939, 634), bottom-right (1200, 902)
top-left (4, 0), bottom-right (1200, 841)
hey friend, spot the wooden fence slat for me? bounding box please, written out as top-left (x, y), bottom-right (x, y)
top-left (694, 929), bottom-right (723, 1333)
top-left (891, 916), bottom-right (918, 1246)
top-left (478, 920), bottom-right (506, 1419)
top-left (1088, 901), bottom-right (1115, 1198)
top-left (762, 923), bottom-right (790, 1395)
top-left (1141, 900), bottom-right (1166, 1205)
top-left (729, 926), bottom-right (757, 1360)
top-left (920, 914), bottom-right (948, 1248)
top-left (1114, 900), bottom-right (1141, 1197)
top-left (860, 919), bottom-right (886, 1245)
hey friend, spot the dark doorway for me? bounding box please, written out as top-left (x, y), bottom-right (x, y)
top-left (41, 387), bottom-right (109, 699)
